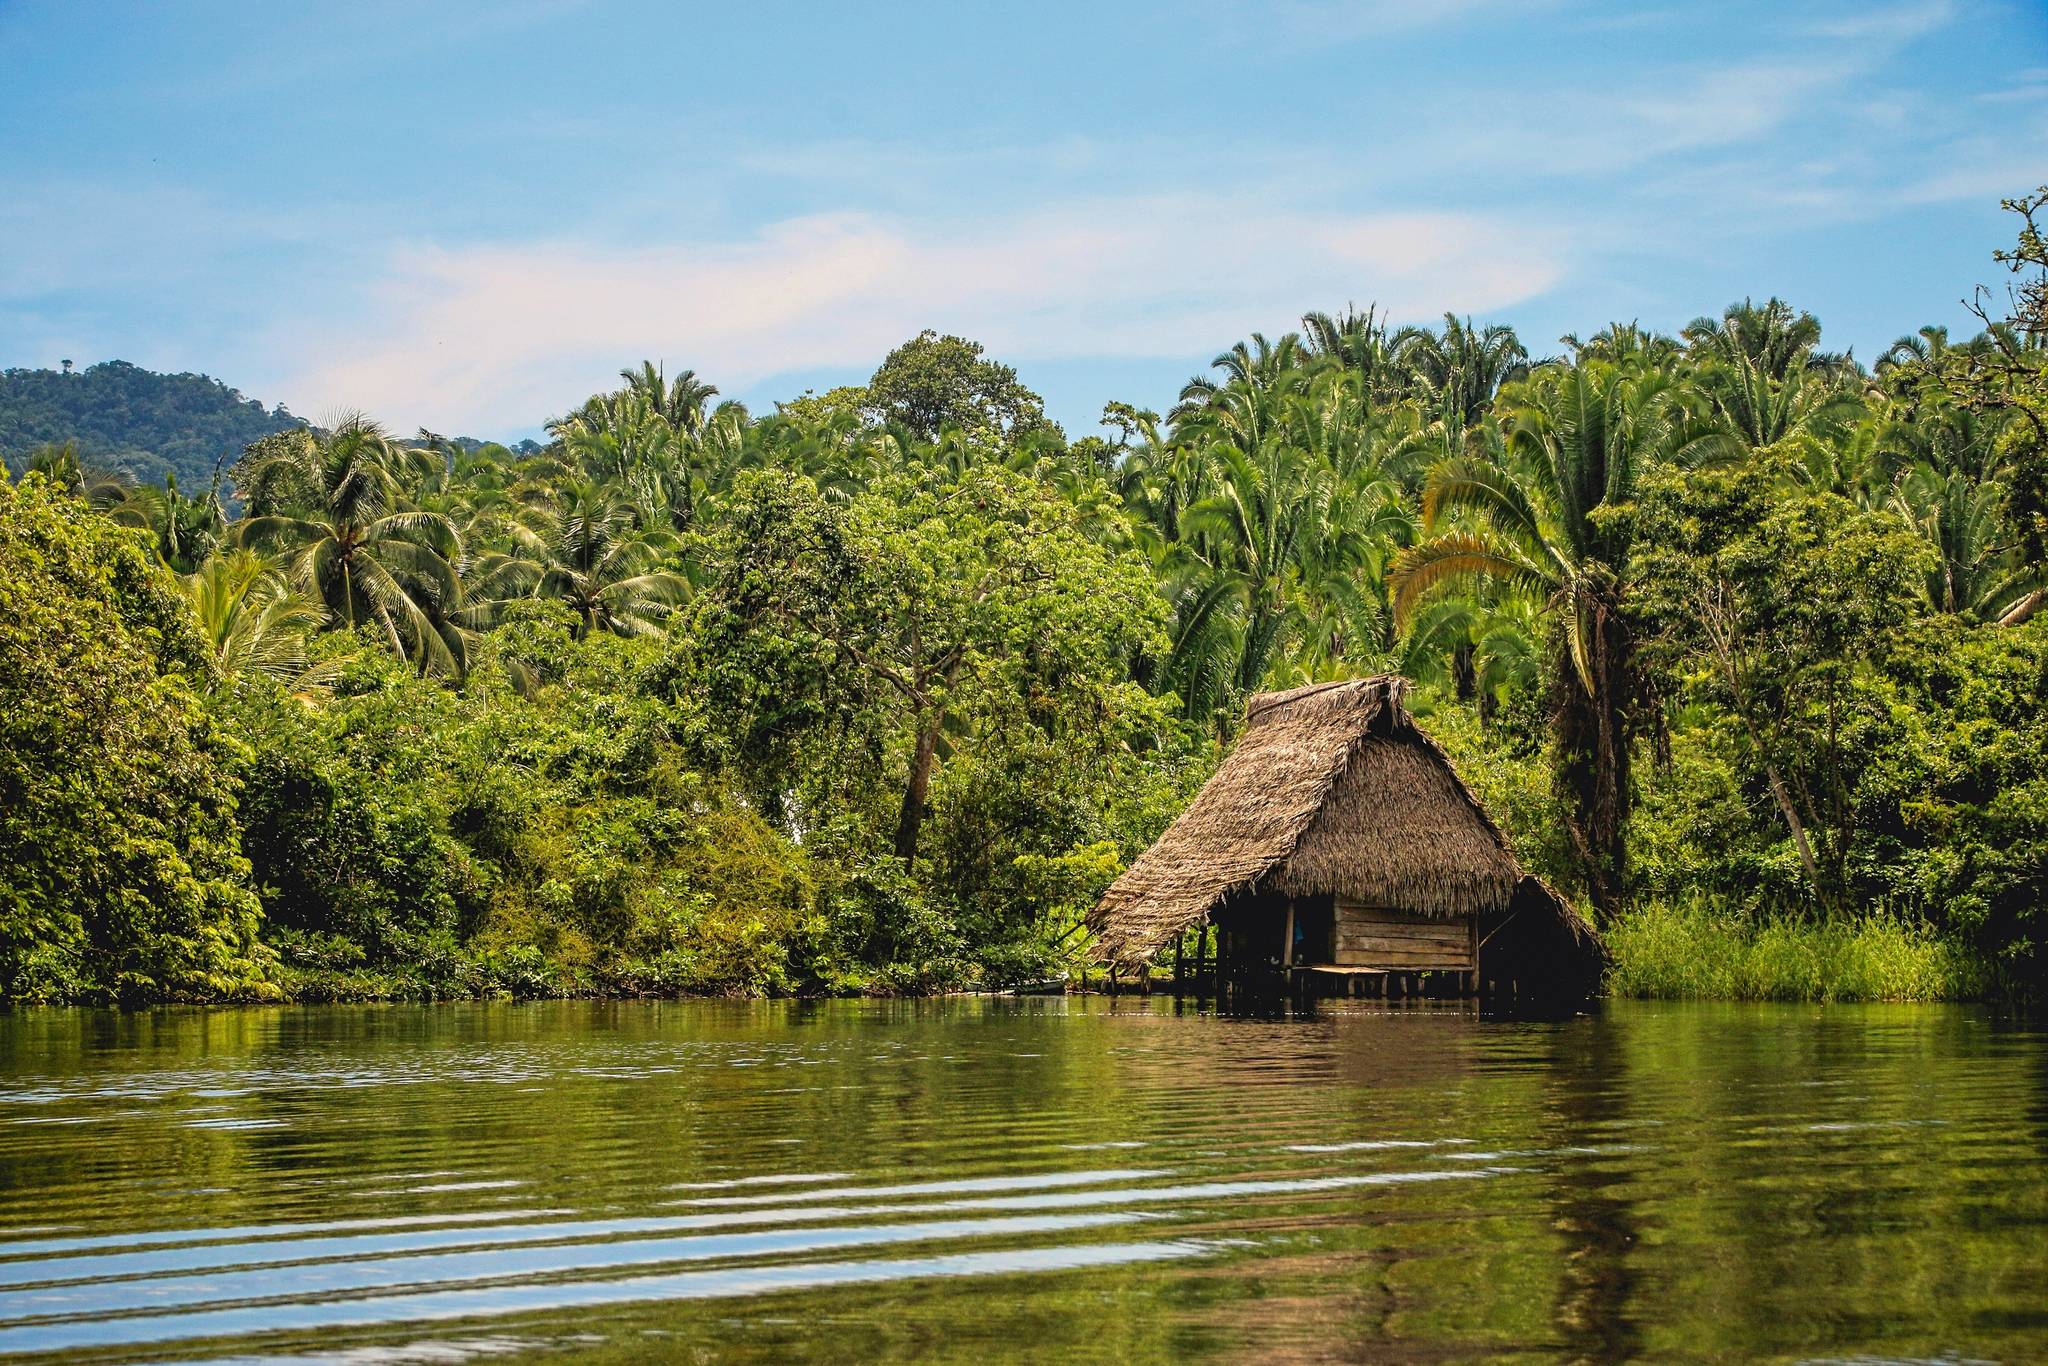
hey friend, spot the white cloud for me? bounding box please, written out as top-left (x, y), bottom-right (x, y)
top-left (270, 199), bottom-right (1564, 434)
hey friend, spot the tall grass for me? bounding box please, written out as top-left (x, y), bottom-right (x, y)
top-left (1604, 898), bottom-right (1987, 1002)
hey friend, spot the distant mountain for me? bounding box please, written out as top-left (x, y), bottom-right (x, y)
top-left (0, 360), bottom-right (306, 490)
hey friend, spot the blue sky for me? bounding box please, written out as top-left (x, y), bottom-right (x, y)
top-left (3, 0), bottom-right (2045, 440)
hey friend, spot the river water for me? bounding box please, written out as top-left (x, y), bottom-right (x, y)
top-left (0, 998), bottom-right (2041, 1363)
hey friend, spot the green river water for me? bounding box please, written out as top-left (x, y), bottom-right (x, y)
top-left (0, 998), bottom-right (2042, 1363)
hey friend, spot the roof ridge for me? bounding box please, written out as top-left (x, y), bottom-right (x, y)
top-left (1243, 674), bottom-right (1402, 723)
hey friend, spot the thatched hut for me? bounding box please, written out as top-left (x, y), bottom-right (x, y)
top-left (1088, 676), bottom-right (1605, 1001)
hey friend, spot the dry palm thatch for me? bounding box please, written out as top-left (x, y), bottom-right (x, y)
top-left (1089, 676), bottom-right (1595, 978)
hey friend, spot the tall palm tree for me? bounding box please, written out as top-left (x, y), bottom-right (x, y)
top-left (552, 368), bottom-right (738, 531)
top-left (1560, 321), bottom-right (1685, 369)
top-left (1171, 333), bottom-right (1305, 426)
top-left (123, 473), bottom-right (229, 573)
top-left (476, 482), bottom-right (690, 639)
top-left (1393, 588), bottom-right (1540, 721)
top-left (618, 361), bottom-right (720, 438)
top-left (1391, 315), bottom-right (1530, 430)
top-left (1301, 304), bottom-right (1403, 406)
top-left (1176, 438), bottom-right (1328, 701)
top-left (235, 417), bottom-right (466, 674)
top-left (27, 443), bottom-right (231, 571)
top-left (1392, 361), bottom-right (1693, 911)
top-left (1683, 297), bottom-right (1827, 380)
top-left (1154, 335), bottom-right (1421, 723)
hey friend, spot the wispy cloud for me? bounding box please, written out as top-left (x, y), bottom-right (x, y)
top-left (273, 199), bottom-right (1564, 433)
top-left (1899, 124), bottom-right (2048, 203)
top-left (1801, 0), bottom-right (1955, 41)
top-left (1, 0), bottom-right (2034, 434)
top-left (1613, 59), bottom-right (1860, 155)
top-left (1980, 71), bottom-right (2048, 104)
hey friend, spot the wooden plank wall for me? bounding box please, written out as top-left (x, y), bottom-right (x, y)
top-left (1331, 902), bottom-right (1476, 969)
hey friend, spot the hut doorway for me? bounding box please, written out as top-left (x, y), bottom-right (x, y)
top-left (1287, 896), bottom-right (1334, 966)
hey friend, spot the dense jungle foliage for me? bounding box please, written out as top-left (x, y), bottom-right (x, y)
top-left (4, 195), bottom-right (2047, 1005)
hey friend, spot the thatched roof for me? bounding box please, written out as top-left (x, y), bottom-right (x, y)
top-left (1088, 677), bottom-right (1549, 966)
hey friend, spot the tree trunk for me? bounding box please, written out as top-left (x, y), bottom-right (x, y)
top-left (1999, 588), bottom-right (2044, 627)
top-left (1756, 747), bottom-right (1823, 895)
top-left (1702, 601), bottom-right (1824, 897)
top-left (1555, 602), bottom-right (1632, 916)
top-left (1453, 640), bottom-right (1477, 702)
top-left (893, 711), bottom-right (943, 862)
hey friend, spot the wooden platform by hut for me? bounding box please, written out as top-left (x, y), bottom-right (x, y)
top-left (1087, 676), bottom-right (1606, 1003)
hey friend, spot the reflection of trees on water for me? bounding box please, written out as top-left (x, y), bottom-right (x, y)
top-left (1537, 1014), bottom-right (1644, 1362)
top-left (9, 1001), bottom-right (2047, 1362)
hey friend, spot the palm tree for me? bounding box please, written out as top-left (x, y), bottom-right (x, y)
top-left (26, 442), bottom-right (231, 571)
top-left (1560, 322), bottom-right (1684, 369)
top-left (1392, 361), bottom-right (1692, 911)
top-left (741, 408), bottom-right (879, 504)
top-left (476, 482), bottom-right (690, 639)
top-left (1175, 438), bottom-right (1328, 701)
top-left (182, 550), bottom-right (337, 694)
top-left (618, 361), bottom-right (719, 438)
top-left (1171, 333), bottom-right (1305, 426)
top-left (1302, 304), bottom-right (1403, 406)
top-left (1683, 298), bottom-right (1827, 380)
top-left (1393, 588), bottom-right (1540, 722)
top-left (1391, 315), bottom-right (1530, 430)
top-left (119, 473), bottom-right (228, 573)
top-left (1154, 336), bottom-right (1421, 723)
top-left (1886, 464), bottom-right (2044, 621)
top-left (234, 417), bottom-right (466, 674)
top-left (1877, 325), bottom-right (1953, 375)
top-left (23, 442), bottom-right (136, 513)
top-left (1699, 352), bottom-right (1864, 457)
top-left (555, 363), bottom-right (725, 529)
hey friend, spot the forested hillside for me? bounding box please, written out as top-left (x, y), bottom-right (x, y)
top-left (4, 194), bottom-right (2046, 1007)
top-left (0, 361), bottom-right (304, 489)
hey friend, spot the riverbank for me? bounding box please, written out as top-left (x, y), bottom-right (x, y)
top-left (1603, 900), bottom-right (1989, 1003)
top-left (67, 906), bottom-right (1989, 1008)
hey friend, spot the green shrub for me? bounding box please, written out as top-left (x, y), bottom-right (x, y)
top-left (0, 474), bottom-right (273, 1003)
